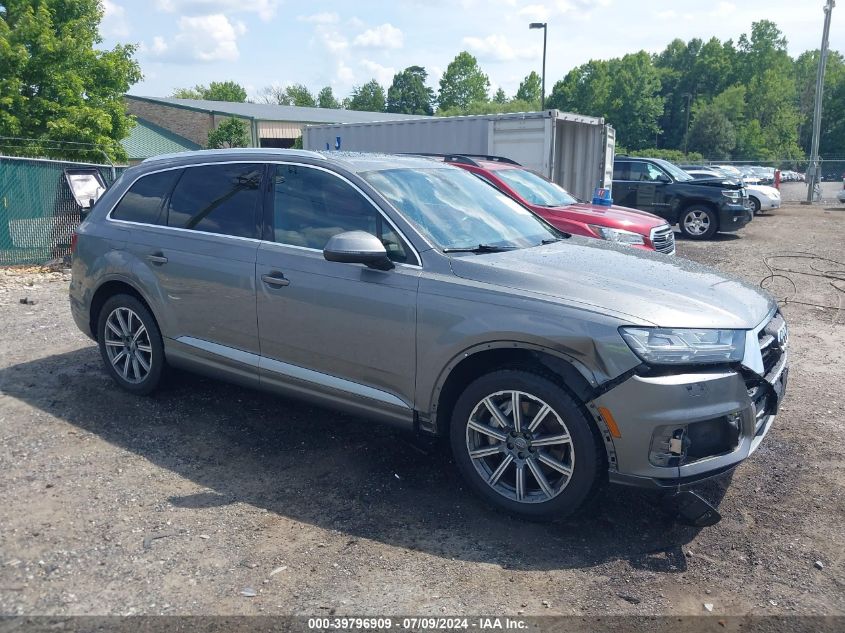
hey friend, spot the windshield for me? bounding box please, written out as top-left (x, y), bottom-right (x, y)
top-left (361, 167), bottom-right (559, 251)
top-left (492, 168), bottom-right (577, 207)
top-left (655, 159), bottom-right (693, 182)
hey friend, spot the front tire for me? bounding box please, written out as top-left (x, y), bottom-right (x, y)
top-left (450, 369), bottom-right (603, 520)
top-left (679, 206), bottom-right (718, 240)
top-left (97, 294), bottom-right (164, 395)
top-left (749, 196), bottom-right (761, 215)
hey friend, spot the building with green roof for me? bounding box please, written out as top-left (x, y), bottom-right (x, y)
top-left (121, 117), bottom-right (202, 165)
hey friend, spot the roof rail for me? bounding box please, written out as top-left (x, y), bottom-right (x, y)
top-left (142, 148), bottom-right (325, 164)
top-left (402, 152), bottom-right (522, 168)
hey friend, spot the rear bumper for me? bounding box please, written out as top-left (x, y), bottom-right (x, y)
top-left (718, 204), bottom-right (753, 232)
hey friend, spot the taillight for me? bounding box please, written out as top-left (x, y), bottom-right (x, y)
top-left (71, 232), bottom-right (78, 255)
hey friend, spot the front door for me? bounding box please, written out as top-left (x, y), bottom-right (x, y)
top-left (256, 163), bottom-right (420, 418)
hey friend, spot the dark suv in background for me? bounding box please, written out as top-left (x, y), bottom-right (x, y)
top-left (613, 156), bottom-right (752, 240)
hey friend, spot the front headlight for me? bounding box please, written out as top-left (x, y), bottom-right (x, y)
top-left (619, 327), bottom-right (746, 364)
top-left (722, 189), bottom-right (741, 203)
top-left (588, 225), bottom-right (645, 246)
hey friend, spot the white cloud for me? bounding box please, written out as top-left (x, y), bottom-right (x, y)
top-left (297, 12), bottom-right (340, 24)
top-left (336, 60), bottom-right (355, 85)
top-left (353, 23), bottom-right (404, 49)
top-left (712, 2), bottom-right (736, 17)
top-left (518, 0), bottom-right (611, 22)
top-left (101, 0), bottom-right (129, 38)
top-left (361, 60), bottom-right (396, 86)
top-left (154, 0), bottom-right (279, 21)
top-left (149, 14), bottom-right (246, 63)
top-left (462, 34), bottom-right (539, 62)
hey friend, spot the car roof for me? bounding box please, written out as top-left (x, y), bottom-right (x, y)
top-left (139, 148), bottom-right (451, 174)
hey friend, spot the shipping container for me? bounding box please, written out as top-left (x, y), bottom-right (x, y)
top-left (303, 110), bottom-right (616, 202)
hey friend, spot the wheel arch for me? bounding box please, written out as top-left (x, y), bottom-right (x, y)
top-left (89, 277), bottom-right (157, 341)
top-left (426, 342), bottom-right (600, 437)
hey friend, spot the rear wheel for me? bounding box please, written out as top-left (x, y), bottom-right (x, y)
top-left (97, 294), bottom-right (164, 395)
top-left (679, 206), bottom-right (718, 240)
top-left (450, 369), bottom-right (603, 520)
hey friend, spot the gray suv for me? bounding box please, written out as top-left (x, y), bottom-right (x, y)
top-left (70, 149), bottom-right (789, 519)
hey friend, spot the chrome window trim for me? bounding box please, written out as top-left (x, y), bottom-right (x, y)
top-left (104, 159), bottom-right (424, 267)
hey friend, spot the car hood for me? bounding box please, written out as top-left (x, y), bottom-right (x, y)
top-left (537, 202), bottom-right (667, 230)
top-left (449, 238), bottom-right (776, 329)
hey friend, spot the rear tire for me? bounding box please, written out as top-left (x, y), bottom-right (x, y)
top-left (97, 294), bottom-right (165, 396)
top-left (679, 206), bottom-right (718, 240)
top-left (449, 369), bottom-right (603, 520)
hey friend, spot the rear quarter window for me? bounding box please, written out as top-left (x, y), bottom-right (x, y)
top-left (110, 170), bottom-right (181, 224)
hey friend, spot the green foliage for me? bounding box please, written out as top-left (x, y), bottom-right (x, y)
top-left (206, 117), bottom-right (250, 149)
top-left (437, 98), bottom-right (539, 117)
top-left (386, 66), bottom-right (434, 115)
top-left (172, 81), bottom-right (247, 102)
top-left (259, 83), bottom-right (317, 107)
top-left (622, 148), bottom-right (704, 162)
top-left (492, 87), bottom-right (508, 104)
top-left (687, 106), bottom-right (736, 159)
top-left (548, 52), bottom-right (662, 150)
top-left (0, 0), bottom-right (142, 162)
top-left (549, 19), bottom-right (844, 160)
top-left (317, 86), bottom-right (340, 109)
top-left (347, 80), bottom-right (385, 112)
top-left (437, 51), bottom-right (489, 111)
top-left (515, 71), bottom-right (542, 104)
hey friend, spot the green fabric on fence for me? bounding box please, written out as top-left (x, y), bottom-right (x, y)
top-left (0, 156), bottom-right (123, 265)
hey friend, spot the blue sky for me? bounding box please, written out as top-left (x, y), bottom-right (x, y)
top-left (101, 0), bottom-right (844, 101)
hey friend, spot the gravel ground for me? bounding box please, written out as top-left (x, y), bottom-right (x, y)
top-left (0, 202), bottom-right (843, 617)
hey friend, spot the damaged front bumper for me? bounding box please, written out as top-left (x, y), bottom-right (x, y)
top-left (593, 310), bottom-right (789, 489)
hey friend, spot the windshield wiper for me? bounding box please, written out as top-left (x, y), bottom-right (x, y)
top-left (442, 244), bottom-right (518, 254)
top-left (541, 237), bottom-right (567, 244)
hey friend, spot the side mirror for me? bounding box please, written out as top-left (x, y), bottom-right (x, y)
top-left (657, 174), bottom-right (671, 184)
top-left (323, 231), bottom-right (394, 271)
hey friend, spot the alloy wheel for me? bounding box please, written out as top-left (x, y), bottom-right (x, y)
top-left (683, 210), bottom-right (711, 236)
top-left (465, 390), bottom-right (574, 503)
top-left (103, 307), bottom-right (153, 384)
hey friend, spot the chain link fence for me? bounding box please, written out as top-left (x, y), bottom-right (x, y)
top-left (0, 155), bottom-right (124, 265)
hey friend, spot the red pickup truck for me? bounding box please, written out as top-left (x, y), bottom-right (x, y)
top-left (424, 154), bottom-right (675, 254)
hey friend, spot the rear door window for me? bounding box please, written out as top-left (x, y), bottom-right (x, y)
top-left (111, 169), bottom-right (181, 224)
top-left (166, 163), bottom-right (263, 239)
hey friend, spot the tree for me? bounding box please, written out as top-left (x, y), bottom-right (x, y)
top-left (171, 81), bottom-right (247, 102)
top-left (437, 98), bottom-right (538, 117)
top-left (515, 71), bottom-right (542, 105)
top-left (493, 87), bottom-right (508, 104)
top-left (437, 51), bottom-right (489, 112)
top-left (206, 117), bottom-right (250, 149)
top-left (0, 0), bottom-right (142, 162)
top-left (386, 66), bottom-right (434, 115)
top-left (258, 84), bottom-right (317, 107)
top-left (687, 106), bottom-right (736, 158)
top-left (317, 86), bottom-right (340, 109)
top-left (347, 80), bottom-right (385, 112)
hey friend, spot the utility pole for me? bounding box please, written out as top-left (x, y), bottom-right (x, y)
top-left (682, 93), bottom-right (692, 155)
top-left (806, 0), bottom-right (836, 204)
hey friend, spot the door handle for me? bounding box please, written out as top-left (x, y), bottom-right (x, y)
top-left (261, 273), bottom-right (290, 287)
top-left (147, 253), bottom-right (168, 265)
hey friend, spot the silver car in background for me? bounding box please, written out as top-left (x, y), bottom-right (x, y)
top-left (70, 149), bottom-right (788, 519)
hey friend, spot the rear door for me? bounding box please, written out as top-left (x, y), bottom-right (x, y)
top-left (117, 162), bottom-right (264, 376)
top-left (255, 162), bottom-right (420, 420)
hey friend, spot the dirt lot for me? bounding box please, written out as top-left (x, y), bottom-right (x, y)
top-left (1, 202), bottom-right (844, 618)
